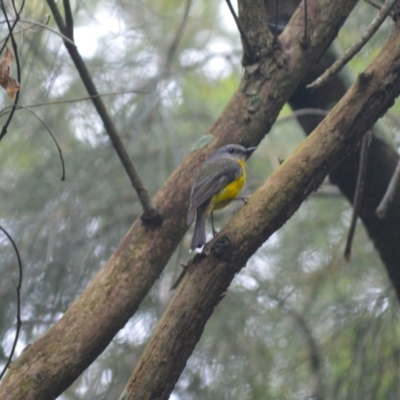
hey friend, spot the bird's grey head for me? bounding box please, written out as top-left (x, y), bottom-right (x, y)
top-left (209, 144), bottom-right (257, 160)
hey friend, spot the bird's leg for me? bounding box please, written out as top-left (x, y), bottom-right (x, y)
top-left (211, 211), bottom-right (218, 236)
top-left (230, 196), bottom-right (250, 204)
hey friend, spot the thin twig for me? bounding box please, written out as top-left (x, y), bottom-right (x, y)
top-left (0, 18), bottom-right (77, 47)
top-left (0, 0), bottom-right (23, 140)
top-left (170, 262), bottom-right (190, 291)
top-left (0, 0), bottom-right (24, 55)
top-left (344, 133), bottom-right (371, 261)
top-left (10, 0), bottom-right (18, 16)
top-left (0, 105), bottom-right (65, 180)
top-left (225, 0), bottom-right (252, 54)
top-left (0, 89), bottom-right (148, 114)
top-left (0, 225), bottom-right (23, 381)
top-left (308, 0), bottom-right (397, 91)
top-left (46, 0), bottom-right (161, 223)
top-left (376, 157), bottom-right (400, 218)
top-left (365, 0), bottom-right (384, 10)
top-left (276, 108), bottom-right (329, 124)
top-left (165, 0), bottom-right (192, 72)
top-left (62, 0), bottom-right (74, 39)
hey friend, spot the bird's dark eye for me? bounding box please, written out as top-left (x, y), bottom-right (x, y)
top-left (228, 147), bottom-right (234, 154)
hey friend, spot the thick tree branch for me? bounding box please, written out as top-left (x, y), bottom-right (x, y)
top-left (122, 26), bottom-right (400, 399)
top-left (237, 0), bottom-right (272, 65)
top-left (0, 1), bottom-right (360, 398)
top-left (46, 0), bottom-right (161, 223)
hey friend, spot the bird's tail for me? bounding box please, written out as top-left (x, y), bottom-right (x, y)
top-left (190, 210), bottom-right (207, 250)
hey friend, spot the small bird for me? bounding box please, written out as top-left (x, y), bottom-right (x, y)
top-left (187, 144), bottom-right (257, 250)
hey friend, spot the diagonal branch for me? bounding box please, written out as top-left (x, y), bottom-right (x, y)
top-left (122, 25), bottom-right (400, 399)
top-left (236, 0), bottom-right (273, 65)
top-left (0, 18), bottom-right (76, 46)
top-left (0, 0), bottom-right (24, 140)
top-left (62, 0), bottom-right (73, 39)
top-left (308, 0), bottom-right (398, 91)
top-left (46, 0), bottom-right (161, 224)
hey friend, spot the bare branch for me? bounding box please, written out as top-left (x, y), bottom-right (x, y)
top-left (376, 156), bottom-right (400, 218)
top-left (277, 108), bottom-right (328, 124)
top-left (0, 0), bottom-right (23, 140)
top-left (344, 132), bottom-right (371, 261)
top-left (0, 18), bottom-right (77, 47)
top-left (0, 105), bottom-right (65, 180)
top-left (0, 89), bottom-right (148, 113)
top-left (46, 0), bottom-right (161, 223)
top-left (62, 0), bottom-right (73, 39)
top-left (365, 0), bottom-right (386, 11)
top-left (0, 0), bottom-right (25, 56)
top-left (225, 0), bottom-right (252, 55)
top-left (308, 0), bottom-right (398, 91)
top-left (0, 226), bottom-right (22, 381)
top-left (165, 0), bottom-right (192, 72)
top-left (0, 90), bottom-right (148, 180)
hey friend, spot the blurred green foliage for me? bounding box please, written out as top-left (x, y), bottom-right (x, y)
top-left (0, 0), bottom-right (400, 399)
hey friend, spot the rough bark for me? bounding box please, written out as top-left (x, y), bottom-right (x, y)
top-left (122, 25), bottom-right (400, 400)
top-left (0, 0), bottom-right (361, 398)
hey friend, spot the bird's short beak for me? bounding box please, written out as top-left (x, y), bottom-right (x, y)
top-left (245, 147), bottom-right (257, 159)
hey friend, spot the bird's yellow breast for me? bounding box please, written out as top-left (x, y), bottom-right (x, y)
top-left (210, 160), bottom-right (246, 211)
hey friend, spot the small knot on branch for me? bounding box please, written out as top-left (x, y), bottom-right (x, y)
top-left (211, 236), bottom-right (234, 260)
top-left (140, 209), bottom-right (163, 226)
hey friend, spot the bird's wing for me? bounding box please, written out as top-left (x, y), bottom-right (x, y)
top-left (188, 158), bottom-right (242, 217)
